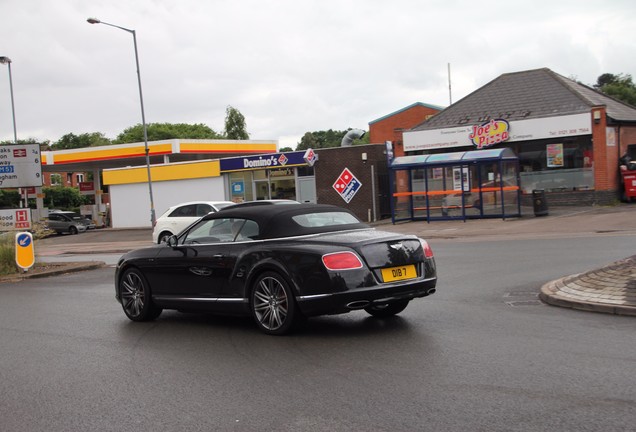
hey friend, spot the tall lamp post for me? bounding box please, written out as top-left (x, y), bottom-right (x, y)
top-left (0, 56), bottom-right (18, 143)
top-left (87, 18), bottom-right (156, 226)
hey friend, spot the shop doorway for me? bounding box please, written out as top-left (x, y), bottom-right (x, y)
top-left (297, 176), bottom-right (316, 203)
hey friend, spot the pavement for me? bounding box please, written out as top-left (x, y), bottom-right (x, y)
top-left (18, 204), bottom-right (636, 317)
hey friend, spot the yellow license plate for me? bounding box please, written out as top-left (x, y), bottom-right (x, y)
top-left (381, 265), bottom-right (417, 282)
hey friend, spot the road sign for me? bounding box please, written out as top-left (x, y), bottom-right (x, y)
top-left (0, 208), bottom-right (32, 230)
top-left (0, 144), bottom-right (43, 188)
top-left (15, 231), bottom-right (35, 271)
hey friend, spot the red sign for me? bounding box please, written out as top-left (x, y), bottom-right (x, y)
top-left (12, 148), bottom-right (27, 158)
top-left (469, 119), bottom-right (510, 149)
top-left (79, 181), bottom-right (95, 195)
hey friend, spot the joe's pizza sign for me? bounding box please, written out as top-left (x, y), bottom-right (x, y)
top-left (469, 119), bottom-right (510, 149)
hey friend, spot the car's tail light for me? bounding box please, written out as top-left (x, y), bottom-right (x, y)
top-left (419, 239), bottom-right (434, 258)
top-left (322, 251), bottom-right (363, 270)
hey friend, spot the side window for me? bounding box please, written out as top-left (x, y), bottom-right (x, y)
top-left (49, 214), bottom-right (59, 221)
top-left (182, 218), bottom-right (235, 244)
top-left (196, 204), bottom-right (212, 216)
top-left (170, 204), bottom-right (197, 217)
top-left (233, 219), bottom-right (259, 241)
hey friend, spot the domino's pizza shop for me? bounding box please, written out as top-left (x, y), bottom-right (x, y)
top-left (220, 145), bottom-right (390, 222)
top-left (220, 151), bottom-right (317, 204)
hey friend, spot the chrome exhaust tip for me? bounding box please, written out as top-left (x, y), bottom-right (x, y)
top-left (346, 300), bottom-right (370, 309)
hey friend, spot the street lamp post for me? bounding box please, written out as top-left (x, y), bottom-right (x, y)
top-left (87, 18), bottom-right (156, 227)
top-left (0, 56), bottom-right (18, 143)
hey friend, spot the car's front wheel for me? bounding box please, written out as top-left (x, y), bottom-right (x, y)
top-left (69, 226), bottom-right (78, 235)
top-left (365, 299), bottom-right (409, 318)
top-left (119, 268), bottom-right (162, 321)
top-left (250, 271), bottom-right (297, 335)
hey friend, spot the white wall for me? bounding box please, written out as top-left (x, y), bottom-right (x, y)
top-left (109, 177), bottom-right (227, 228)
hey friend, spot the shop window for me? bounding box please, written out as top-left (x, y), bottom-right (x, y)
top-left (50, 173), bottom-right (62, 186)
top-left (514, 138), bottom-right (594, 192)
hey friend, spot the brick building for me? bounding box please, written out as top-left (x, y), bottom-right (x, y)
top-left (403, 68), bottom-right (636, 205)
top-left (368, 102), bottom-right (443, 157)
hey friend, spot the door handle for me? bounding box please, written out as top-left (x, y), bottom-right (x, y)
top-left (189, 267), bottom-right (212, 276)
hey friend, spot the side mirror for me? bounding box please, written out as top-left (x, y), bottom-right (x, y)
top-left (167, 235), bottom-right (178, 247)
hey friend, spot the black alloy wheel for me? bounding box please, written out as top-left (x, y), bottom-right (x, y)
top-left (119, 268), bottom-right (163, 321)
top-left (364, 299), bottom-right (410, 318)
top-left (69, 226), bottom-right (78, 235)
top-left (251, 272), bottom-right (297, 335)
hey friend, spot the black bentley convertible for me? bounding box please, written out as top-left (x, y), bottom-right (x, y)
top-left (115, 204), bottom-right (437, 335)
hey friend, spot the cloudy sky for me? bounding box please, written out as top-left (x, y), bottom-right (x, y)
top-left (1, 0), bottom-right (635, 149)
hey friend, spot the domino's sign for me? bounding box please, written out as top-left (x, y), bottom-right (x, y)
top-left (332, 168), bottom-right (362, 203)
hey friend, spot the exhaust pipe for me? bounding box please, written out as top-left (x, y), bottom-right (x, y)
top-left (426, 288), bottom-right (436, 295)
top-left (346, 300), bottom-right (370, 309)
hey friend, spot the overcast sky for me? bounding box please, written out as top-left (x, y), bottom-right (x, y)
top-left (1, 0), bottom-right (635, 149)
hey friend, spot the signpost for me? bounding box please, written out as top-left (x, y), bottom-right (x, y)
top-left (0, 144), bottom-right (42, 188)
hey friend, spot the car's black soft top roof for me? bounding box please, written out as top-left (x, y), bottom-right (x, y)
top-left (202, 203), bottom-right (369, 238)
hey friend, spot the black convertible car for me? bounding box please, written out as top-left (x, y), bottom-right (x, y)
top-left (115, 204), bottom-right (437, 335)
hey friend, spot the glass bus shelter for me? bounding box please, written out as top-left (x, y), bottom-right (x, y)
top-left (390, 148), bottom-right (521, 223)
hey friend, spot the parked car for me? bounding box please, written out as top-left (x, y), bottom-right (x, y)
top-left (115, 203), bottom-right (437, 335)
top-left (83, 215), bottom-right (97, 230)
top-left (46, 211), bottom-right (88, 235)
top-left (152, 201), bottom-right (234, 244)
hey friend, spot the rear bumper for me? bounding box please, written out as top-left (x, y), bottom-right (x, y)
top-left (296, 277), bottom-right (437, 317)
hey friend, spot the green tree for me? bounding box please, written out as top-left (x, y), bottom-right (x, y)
top-left (53, 132), bottom-right (111, 149)
top-left (0, 189), bottom-right (20, 208)
top-left (296, 129), bottom-right (369, 150)
top-left (224, 106), bottom-right (249, 140)
top-left (279, 146), bottom-right (294, 152)
top-left (594, 73), bottom-right (636, 106)
top-left (43, 186), bottom-right (89, 210)
top-left (0, 138), bottom-right (48, 146)
top-left (114, 123), bottom-right (223, 143)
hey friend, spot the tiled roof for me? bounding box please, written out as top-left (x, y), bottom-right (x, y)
top-left (411, 68), bottom-right (636, 131)
top-left (369, 102), bottom-right (444, 125)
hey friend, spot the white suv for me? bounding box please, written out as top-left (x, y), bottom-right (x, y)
top-left (152, 201), bottom-right (234, 243)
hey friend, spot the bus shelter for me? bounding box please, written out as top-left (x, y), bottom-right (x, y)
top-left (390, 148), bottom-right (521, 223)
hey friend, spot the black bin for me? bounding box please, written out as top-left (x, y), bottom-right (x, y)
top-left (532, 189), bottom-right (548, 217)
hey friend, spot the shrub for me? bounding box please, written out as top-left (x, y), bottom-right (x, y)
top-left (0, 234), bottom-right (19, 275)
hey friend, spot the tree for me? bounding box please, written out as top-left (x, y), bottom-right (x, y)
top-left (0, 138), bottom-right (49, 146)
top-left (594, 73), bottom-right (636, 106)
top-left (53, 132), bottom-right (111, 149)
top-left (279, 146), bottom-right (294, 152)
top-left (42, 186), bottom-right (89, 210)
top-left (224, 106), bottom-right (249, 140)
top-left (296, 129), bottom-right (369, 150)
top-left (114, 123), bottom-right (223, 144)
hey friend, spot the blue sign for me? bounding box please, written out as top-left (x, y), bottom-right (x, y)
top-left (232, 181), bottom-right (244, 195)
top-left (0, 165), bottom-right (15, 173)
top-left (220, 151), bottom-right (308, 172)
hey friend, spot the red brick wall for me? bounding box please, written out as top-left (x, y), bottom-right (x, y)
top-left (369, 104), bottom-right (440, 151)
top-left (314, 145), bottom-right (388, 222)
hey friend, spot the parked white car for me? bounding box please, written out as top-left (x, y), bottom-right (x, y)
top-left (152, 201), bottom-right (234, 244)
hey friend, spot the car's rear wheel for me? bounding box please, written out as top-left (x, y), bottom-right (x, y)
top-left (119, 268), bottom-right (162, 321)
top-left (69, 226), bottom-right (78, 235)
top-left (365, 299), bottom-right (409, 318)
top-left (250, 271), bottom-right (297, 335)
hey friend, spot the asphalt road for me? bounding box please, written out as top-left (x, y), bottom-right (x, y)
top-left (2, 230), bottom-right (635, 431)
